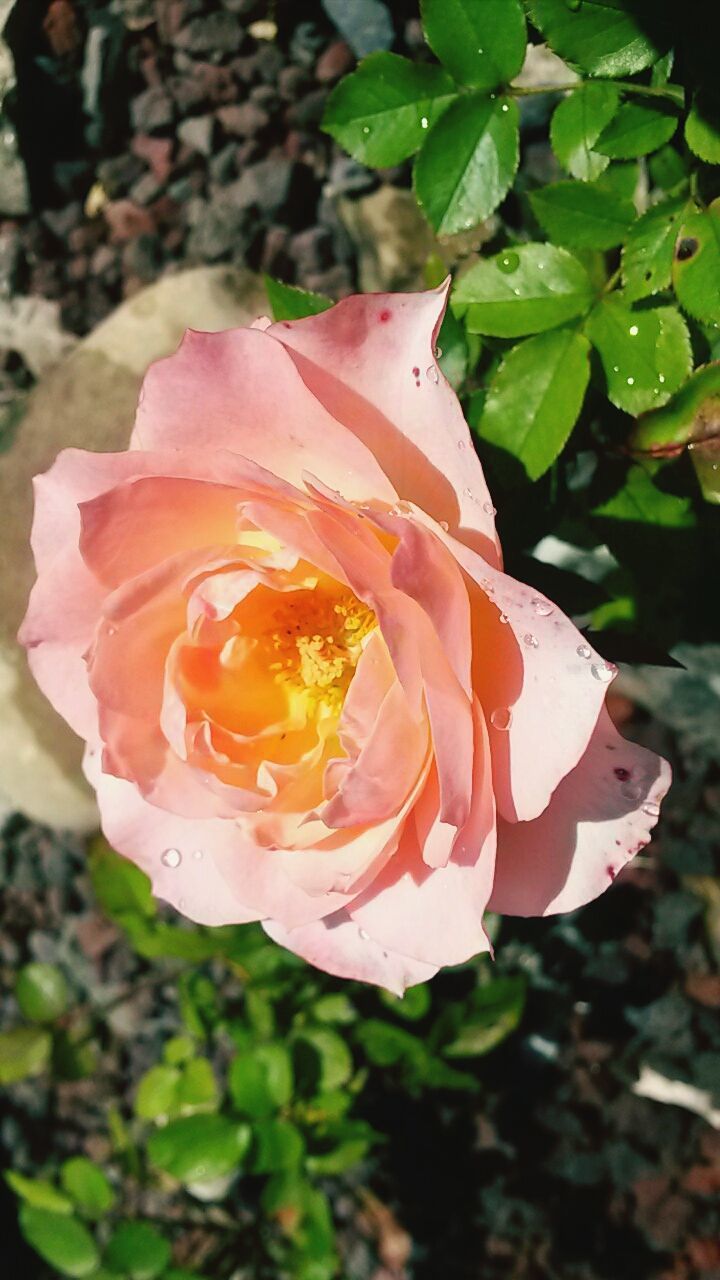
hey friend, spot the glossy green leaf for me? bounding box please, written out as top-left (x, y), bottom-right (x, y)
top-left (444, 977), bottom-right (527, 1056)
top-left (256, 1043), bottom-right (295, 1107)
top-left (526, 0), bottom-right (669, 78)
top-left (19, 1206), bottom-right (99, 1278)
top-left (420, 0), bottom-right (526, 90)
top-left (134, 1064), bottom-right (180, 1121)
top-left (177, 1058), bottom-right (218, 1115)
top-left (321, 52), bottom-right (456, 166)
top-left (60, 1159), bottom-right (115, 1219)
top-left (147, 1114), bottom-right (251, 1183)
top-left (379, 983), bottom-right (432, 1021)
top-left (622, 196), bottom-right (690, 301)
top-left (293, 1027), bottom-right (353, 1093)
top-left (529, 179), bottom-right (635, 250)
top-left (453, 243), bottom-right (594, 337)
top-left (251, 1119), bottom-right (305, 1174)
top-left (595, 100), bottom-right (678, 159)
top-left (586, 296), bottom-right (692, 413)
top-left (88, 839), bottom-right (155, 923)
top-left (264, 277), bottom-right (332, 322)
top-left (685, 93), bottom-right (720, 164)
top-left (5, 1171), bottom-right (73, 1214)
top-left (15, 962), bottom-right (69, 1023)
top-left (228, 1055), bottom-right (278, 1119)
top-left (593, 465), bottom-right (695, 527)
top-left (436, 303), bottom-right (470, 390)
top-left (689, 444), bottom-right (720, 503)
top-left (355, 1020), bottom-right (426, 1068)
top-left (104, 1222), bottom-right (171, 1280)
top-left (477, 328), bottom-right (591, 479)
top-left (629, 362), bottom-right (720, 456)
top-left (414, 93), bottom-right (519, 236)
top-left (0, 1025), bottom-right (51, 1084)
top-left (550, 82), bottom-right (620, 181)
top-left (648, 144), bottom-right (689, 193)
top-left (672, 201), bottom-right (720, 325)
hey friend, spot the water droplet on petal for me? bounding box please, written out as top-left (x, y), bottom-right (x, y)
top-left (192, 849), bottom-right (204, 861)
top-left (458, 439), bottom-right (466, 451)
top-left (498, 251), bottom-right (520, 275)
top-left (523, 633), bottom-right (539, 648)
top-left (621, 782), bottom-right (643, 801)
top-left (576, 645), bottom-right (591, 659)
top-left (483, 501), bottom-right (496, 515)
top-left (161, 848), bottom-right (182, 868)
top-left (491, 706), bottom-right (513, 730)
top-left (439, 519), bottom-right (449, 531)
top-left (358, 928), bottom-right (370, 941)
top-left (643, 801), bottom-right (660, 818)
top-left (531, 597), bottom-right (553, 616)
top-left (591, 661), bottom-right (615, 683)
top-left (107, 625), bottom-right (117, 636)
top-left (426, 364), bottom-right (439, 384)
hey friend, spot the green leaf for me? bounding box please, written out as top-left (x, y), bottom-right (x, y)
top-left (629, 362), bottom-right (720, 456)
top-left (477, 328), bottom-right (591, 479)
top-left (355, 1020), bottom-right (425, 1068)
top-left (436, 304), bottom-right (470, 391)
top-left (443, 977), bottom-right (527, 1056)
top-left (0, 1025), bottom-right (51, 1084)
top-left (177, 1058), bottom-right (219, 1115)
top-left (526, 0), bottom-right (668, 78)
top-left (15, 962), bottom-right (69, 1023)
top-left (312, 994), bottom-right (358, 1025)
top-left (293, 1027), bottom-right (353, 1093)
top-left (228, 1055), bottom-right (278, 1120)
top-left (251, 1119), bottom-right (305, 1174)
top-left (648, 144), bottom-right (689, 193)
top-left (685, 93), bottom-right (720, 164)
top-left (379, 983), bottom-right (431, 1021)
top-left (420, 0), bottom-right (527, 90)
top-left (147, 1114), bottom-right (251, 1184)
top-left (586, 296), bottom-right (692, 414)
top-left (689, 444), bottom-right (720, 504)
top-left (19, 1206), bottom-right (99, 1278)
top-left (104, 1222), bottom-right (171, 1280)
top-left (163, 1035), bottom-right (195, 1066)
top-left (263, 277), bottom-right (333, 323)
top-left (5, 1171), bottom-right (73, 1214)
top-left (593, 464), bottom-right (695, 528)
top-left (529, 179), bottom-right (635, 250)
top-left (414, 93), bottom-right (519, 236)
top-left (321, 52), bottom-right (456, 166)
top-left (595, 100), bottom-right (678, 159)
top-left (453, 243), bottom-right (594, 337)
top-left (672, 201), bottom-right (720, 325)
top-left (621, 196), bottom-right (690, 301)
top-left (88, 838), bottom-right (155, 924)
top-left (60, 1159), bottom-right (115, 1219)
top-left (134, 1064), bottom-right (181, 1122)
top-left (256, 1043), bottom-right (295, 1107)
top-left (550, 82), bottom-right (621, 181)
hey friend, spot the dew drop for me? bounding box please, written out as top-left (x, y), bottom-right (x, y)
top-left (426, 364), bottom-right (439, 384)
top-left (643, 800), bottom-right (660, 818)
top-left (107, 625), bottom-right (117, 636)
top-left (499, 612), bottom-right (509, 624)
top-left (531, 597), bottom-right (552, 616)
top-left (576, 644), bottom-right (591, 659)
top-left (358, 928), bottom-right (370, 941)
top-left (439, 519), bottom-right (449, 531)
top-left (192, 849), bottom-right (204, 861)
top-left (501, 103), bottom-right (509, 112)
top-left (434, 344), bottom-right (443, 358)
top-left (612, 365), bottom-right (620, 373)
top-left (458, 439), bottom-right (466, 450)
top-left (161, 848), bottom-right (182, 868)
top-left (658, 373), bottom-right (666, 383)
top-left (590, 661), bottom-right (615, 683)
top-left (362, 125), bottom-right (370, 135)
top-left (629, 324), bottom-right (639, 336)
top-left (626, 376), bottom-right (635, 386)
top-left (463, 486), bottom-right (473, 497)
top-left (498, 251), bottom-right (520, 275)
top-left (490, 706), bottom-right (513, 730)
top-left (621, 782), bottom-right (643, 801)
top-left (483, 500), bottom-right (497, 515)
top-left (420, 115), bottom-right (429, 129)
top-left (523, 633), bottom-right (539, 648)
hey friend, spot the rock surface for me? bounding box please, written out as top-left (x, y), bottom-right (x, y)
top-left (0, 265), bottom-right (265, 830)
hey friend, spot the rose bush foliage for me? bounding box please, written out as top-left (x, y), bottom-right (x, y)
top-left (19, 286), bottom-right (669, 991)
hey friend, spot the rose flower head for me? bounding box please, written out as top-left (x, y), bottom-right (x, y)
top-left (19, 286), bottom-right (670, 993)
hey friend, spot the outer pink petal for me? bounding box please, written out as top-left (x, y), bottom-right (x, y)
top-left (489, 708), bottom-right (671, 916)
top-left (348, 700), bottom-right (496, 966)
top-left (131, 327), bottom-right (397, 504)
top-left (268, 285), bottom-right (500, 564)
top-left (263, 912), bottom-right (437, 995)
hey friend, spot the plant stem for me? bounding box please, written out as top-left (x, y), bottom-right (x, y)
top-left (509, 79), bottom-right (682, 104)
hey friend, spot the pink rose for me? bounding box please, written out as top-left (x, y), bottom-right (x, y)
top-left (19, 286), bottom-right (670, 993)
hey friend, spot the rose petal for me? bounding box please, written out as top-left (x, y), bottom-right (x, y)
top-left (263, 911), bottom-right (437, 995)
top-left (489, 708), bottom-right (671, 916)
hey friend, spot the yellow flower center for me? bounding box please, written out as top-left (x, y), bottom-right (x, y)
top-left (263, 587), bottom-right (377, 717)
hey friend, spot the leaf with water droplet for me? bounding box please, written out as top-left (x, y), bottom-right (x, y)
top-left (476, 327), bottom-right (591, 479)
top-left (322, 52), bottom-right (457, 168)
top-left (414, 93), bottom-right (519, 236)
top-left (421, 0), bottom-right (527, 91)
top-left (586, 295), bottom-right (691, 414)
top-left (453, 243), bottom-right (594, 337)
top-left (526, 0), bottom-right (670, 77)
top-left (672, 200), bottom-right (720, 326)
